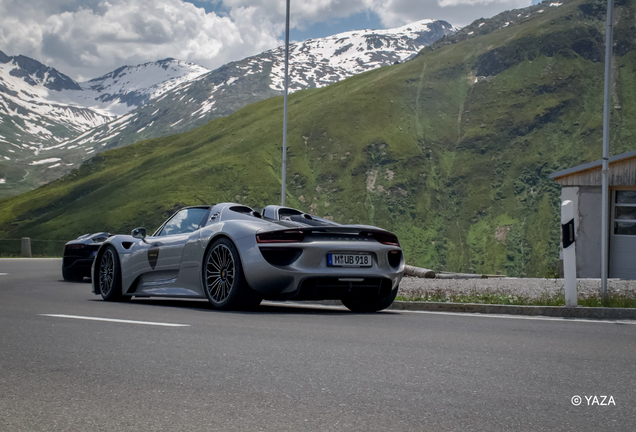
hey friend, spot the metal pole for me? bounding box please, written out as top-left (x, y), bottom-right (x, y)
top-left (281, 0), bottom-right (290, 206)
top-left (601, 0), bottom-right (614, 300)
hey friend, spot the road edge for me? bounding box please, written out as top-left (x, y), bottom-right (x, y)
top-left (307, 300), bottom-right (636, 319)
top-left (389, 301), bottom-right (636, 319)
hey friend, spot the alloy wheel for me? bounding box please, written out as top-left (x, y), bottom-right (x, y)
top-left (206, 244), bottom-right (235, 303)
top-left (100, 249), bottom-right (115, 296)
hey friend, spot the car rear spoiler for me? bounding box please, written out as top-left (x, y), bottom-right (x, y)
top-left (257, 225), bottom-right (400, 246)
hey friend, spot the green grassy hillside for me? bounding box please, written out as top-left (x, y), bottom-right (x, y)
top-left (1, 0), bottom-right (635, 276)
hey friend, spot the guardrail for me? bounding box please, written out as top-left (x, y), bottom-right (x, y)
top-left (0, 238), bottom-right (68, 257)
top-left (404, 265), bottom-right (507, 279)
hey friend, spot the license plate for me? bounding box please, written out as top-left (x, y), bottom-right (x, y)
top-left (327, 253), bottom-right (372, 267)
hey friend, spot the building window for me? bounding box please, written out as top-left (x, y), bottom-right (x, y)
top-left (614, 191), bottom-right (636, 235)
top-left (616, 191), bottom-right (636, 204)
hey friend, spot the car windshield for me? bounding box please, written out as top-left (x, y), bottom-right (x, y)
top-left (159, 208), bottom-right (209, 236)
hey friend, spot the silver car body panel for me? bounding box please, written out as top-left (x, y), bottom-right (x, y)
top-left (92, 203), bottom-right (405, 300)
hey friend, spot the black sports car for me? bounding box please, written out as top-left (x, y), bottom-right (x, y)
top-left (62, 232), bottom-right (111, 281)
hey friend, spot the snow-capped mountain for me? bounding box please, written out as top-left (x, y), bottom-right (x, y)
top-left (0, 51), bottom-right (116, 192)
top-left (55, 59), bottom-right (209, 116)
top-left (0, 19), bottom-right (454, 198)
top-left (0, 53), bottom-right (209, 197)
top-left (56, 19), bottom-right (455, 156)
top-left (0, 51), bottom-right (208, 150)
top-left (0, 51), bottom-right (116, 138)
top-left (267, 19), bottom-right (456, 92)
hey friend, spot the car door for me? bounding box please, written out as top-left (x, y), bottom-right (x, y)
top-left (151, 207), bottom-right (210, 274)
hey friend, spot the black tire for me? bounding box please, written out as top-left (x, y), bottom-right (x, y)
top-left (62, 267), bottom-right (84, 282)
top-left (342, 286), bottom-right (399, 312)
top-left (96, 245), bottom-right (129, 302)
top-left (202, 237), bottom-right (262, 311)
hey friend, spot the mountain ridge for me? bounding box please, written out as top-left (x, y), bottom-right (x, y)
top-left (58, 18), bottom-right (456, 153)
top-left (0, 19), bottom-right (455, 198)
top-left (0, 50), bottom-right (82, 91)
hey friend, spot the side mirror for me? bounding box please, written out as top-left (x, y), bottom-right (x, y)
top-left (131, 227), bottom-right (147, 239)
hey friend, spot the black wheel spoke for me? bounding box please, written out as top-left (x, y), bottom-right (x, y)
top-left (210, 278), bottom-right (222, 301)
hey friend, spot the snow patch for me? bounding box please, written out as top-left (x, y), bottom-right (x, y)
top-left (107, 113), bottom-right (135, 128)
top-left (191, 99), bottom-right (216, 117)
top-left (30, 158), bottom-right (61, 165)
top-left (23, 120), bottom-right (53, 136)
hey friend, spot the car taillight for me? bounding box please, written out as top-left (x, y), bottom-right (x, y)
top-left (366, 231), bottom-right (400, 246)
top-left (66, 244), bottom-right (88, 250)
top-left (256, 230), bottom-right (305, 243)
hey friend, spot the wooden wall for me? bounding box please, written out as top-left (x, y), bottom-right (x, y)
top-left (554, 156), bottom-right (636, 187)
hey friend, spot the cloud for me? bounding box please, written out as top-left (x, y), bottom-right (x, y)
top-left (220, 0), bottom-right (374, 31)
top-left (206, 0), bottom-right (533, 33)
top-left (0, 0), bottom-right (532, 81)
top-left (365, 0), bottom-right (532, 27)
top-left (0, 0), bottom-right (281, 80)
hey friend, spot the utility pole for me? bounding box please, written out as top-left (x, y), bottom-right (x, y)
top-left (601, 0), bottom-right (614, 300)
top-left (281, 0), bottom-right (290, 206)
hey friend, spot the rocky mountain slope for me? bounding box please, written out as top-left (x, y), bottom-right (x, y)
top-left (0, 54), bottom-right (114, 161)
top-left (0, 19), bottom-right (454, 198)
top-left (2, 0), bottom-right (631, 277)
top-left (0, 54), bottom-right (208, 197)
top-left (66, 59), bottom-right (210, 116)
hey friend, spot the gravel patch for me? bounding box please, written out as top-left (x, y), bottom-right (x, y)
top-left (398, 276), bottom-right (636, 300)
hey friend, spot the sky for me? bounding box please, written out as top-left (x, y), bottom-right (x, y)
top-left (0, 0), bottom-right (535, 81)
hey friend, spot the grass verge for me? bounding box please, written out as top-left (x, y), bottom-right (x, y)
top-left (395, 292), bottom-right (636, 308)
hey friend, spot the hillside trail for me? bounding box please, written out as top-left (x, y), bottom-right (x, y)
top-left (415, 61), bottom-right (427, 139)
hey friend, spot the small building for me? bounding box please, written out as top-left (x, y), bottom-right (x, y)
top-left (550, 149), bottom-right (636, 280)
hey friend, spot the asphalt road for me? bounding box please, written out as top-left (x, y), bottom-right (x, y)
top-left (1, 259), bottom-right (635, 431)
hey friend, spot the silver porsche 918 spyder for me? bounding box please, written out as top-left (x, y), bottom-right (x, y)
top-left (92, 203), bottom-right (404, 312)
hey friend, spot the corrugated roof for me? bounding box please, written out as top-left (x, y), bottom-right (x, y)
top-left (550, 149), bottom-right (636, 179)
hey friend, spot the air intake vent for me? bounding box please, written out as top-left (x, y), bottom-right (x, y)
top-left (388, 250), bottom-right (402, 268)
top-left (259, 247), bottom-right (302, 266)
